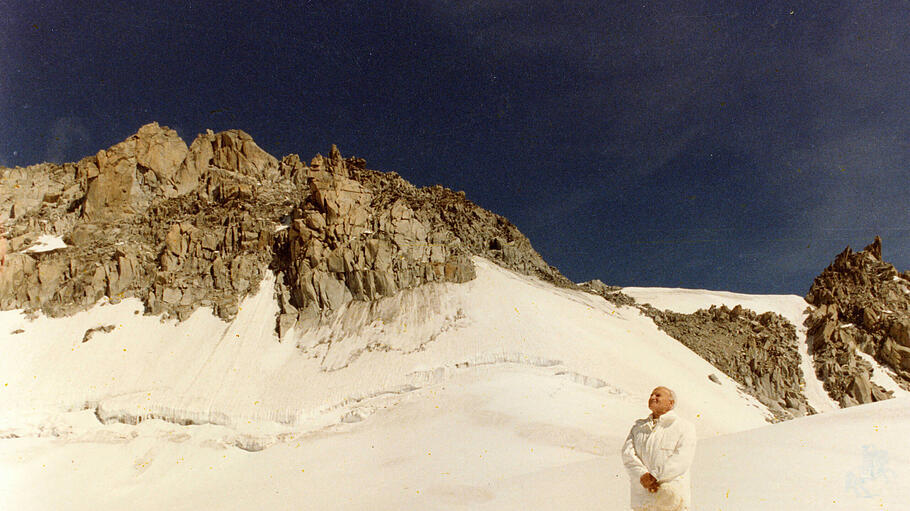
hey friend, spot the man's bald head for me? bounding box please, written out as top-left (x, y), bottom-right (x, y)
top-left (648, 386), bottom-right (676, 417)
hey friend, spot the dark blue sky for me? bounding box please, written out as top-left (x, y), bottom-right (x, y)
top-left (2, 1), bottom-right (907, 294)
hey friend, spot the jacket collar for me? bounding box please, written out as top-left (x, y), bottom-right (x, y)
top-left (649, 410), bottom-right (678, 426)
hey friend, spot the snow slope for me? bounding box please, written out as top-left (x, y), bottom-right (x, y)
top-left (694, 396), bottom-right (910, 510)
top-left (0, 258), bottom-right (769, 436)
top-left (2, 258), bottom-right (907, 509)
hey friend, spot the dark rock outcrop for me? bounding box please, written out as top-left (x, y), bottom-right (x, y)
top-left (642, 303), bottom-right (811, 422)
top-left (578, 279), bottom-right (636, 306)
top-left (804, 236), bottom-right (909, 406)
top-left (0, 123), bottom-right (569, 333)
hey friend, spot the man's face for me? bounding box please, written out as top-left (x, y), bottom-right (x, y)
top-left (648, 387), bottom-right (674, 415)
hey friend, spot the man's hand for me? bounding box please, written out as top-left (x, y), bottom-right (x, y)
top-left (640, 473), bottom-right (660, 492)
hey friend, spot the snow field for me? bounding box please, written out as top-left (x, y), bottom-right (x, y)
top-left (3, 367), bottom-right (909, 510)
top-left (694, 396), bottom-right (910, 510)
top-left (4, 257), bottom-right (908, 509)
top-left (1, 258), bottom-right (770, 437)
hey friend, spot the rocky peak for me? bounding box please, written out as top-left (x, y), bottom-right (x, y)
top-left (804, 236), bottom-right (909, 407)
top-left (74, 123), bottom-right (283, 223)
top-left (1, 123), bottom-right (569, 337)
top-left (79, 122), bottom-right (189, 221)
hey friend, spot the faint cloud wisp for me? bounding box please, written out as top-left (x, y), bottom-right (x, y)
top-left (43, 117), bottom-right (90, 164)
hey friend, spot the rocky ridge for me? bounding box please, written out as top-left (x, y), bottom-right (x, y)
top-left (804, 236), bottom-right (909, 406)
top-left (578, 281), bottom-right (813, 420)
top-left (577, 278), bottom-right (812, 421)
top-left (0, 123), bottom-right (568, 335)
top-left (577, 279), bottom-right (637, 307)
top-left (641, 303), bottom-right (810, 421)
top-left (4, 123), bottom-right (905, 422)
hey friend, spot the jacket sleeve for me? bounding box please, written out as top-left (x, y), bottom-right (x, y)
top-left (653, 421), bottom-right (696, 482)
top-left (621, 426), bottom-right (649, 479)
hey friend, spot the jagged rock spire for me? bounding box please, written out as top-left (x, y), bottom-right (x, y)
top-left (863, 235), bottom-right (883, 261)
top-left (805, 236), bottom-right (910, 407)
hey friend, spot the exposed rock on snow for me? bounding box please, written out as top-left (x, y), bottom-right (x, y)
top-left (804, 236), bottom-right (909, 406)
top-left (81, 324), bottom-right (115, 343)
top-left (578, 278), bottom-right (636, 306)
top-left (642, 303), bottom-right (811, 421)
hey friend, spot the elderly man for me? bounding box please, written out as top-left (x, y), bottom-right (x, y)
top-left (621, 386), bottom-right (697, 511)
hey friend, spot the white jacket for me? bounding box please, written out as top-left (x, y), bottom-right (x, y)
top-left (621, 411), bottom-right (697, 510)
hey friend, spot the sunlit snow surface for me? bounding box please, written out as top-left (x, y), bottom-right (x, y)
top-left (1, 258), bottom-right (908, 509)
top-left (22, 234), bottom-right (67, 253)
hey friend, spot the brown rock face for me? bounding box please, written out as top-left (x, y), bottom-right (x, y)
top-left (272, 143), bottom-right (531, 326)
top-left (0, 124), bottom-right (568, 334)
top-left (83, 144), bottom-right (140, 220)
top-left (135, 122), bottom-right (189, 185)
top-left (804, 236), bottom-right (910, 406)
top-left (82, 122), bottom-right (189, 220)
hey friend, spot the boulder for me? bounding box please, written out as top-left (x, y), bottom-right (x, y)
top-left (165, 224), bottom-right (186, 257)
top-left (849, 372), bottom-right (873, 404)
top-left (314, 271), bottom-right (351, 310)
top-left (175, 132), bottom-right (215, 195)
top-left (162, 287), bottom-right (182, 304)
top-left (108, 252), bottom-right (137, 296)
top-left (82, 123), bottom-right (191, 219)
top-left (889, 318), bottom-right (910, 348)
top-left (211, 130), bottom-right (279, 181)
top-left (277, 313), bottom-right (297, 339)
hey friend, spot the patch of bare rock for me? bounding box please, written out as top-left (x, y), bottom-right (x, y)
top-left (641, 302), bottom-right (810, 422)
top-left (577, 279), bottom-right (636, 306)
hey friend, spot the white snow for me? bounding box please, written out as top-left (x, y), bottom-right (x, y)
top-left (857, 351), bottom-right (910, 397)
top-left (0, 258), bottom-right (769, 435)
top-left (620, 287), bottom-right (804, 320)
top-left (22, 234), bottom-right (67, 253)
top-left (2, 368), bottom-right (909, 510)
top-left (694, 396), bottom-right (910, 510)
top-left (1, 258), bottom-right (907, 509)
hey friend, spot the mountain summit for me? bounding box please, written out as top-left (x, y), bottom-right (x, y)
top-left (1, 123), bottom-right (568, 332)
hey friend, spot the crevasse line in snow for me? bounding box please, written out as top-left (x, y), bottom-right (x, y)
top-left (83, 353), bottom-right (617, 435)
